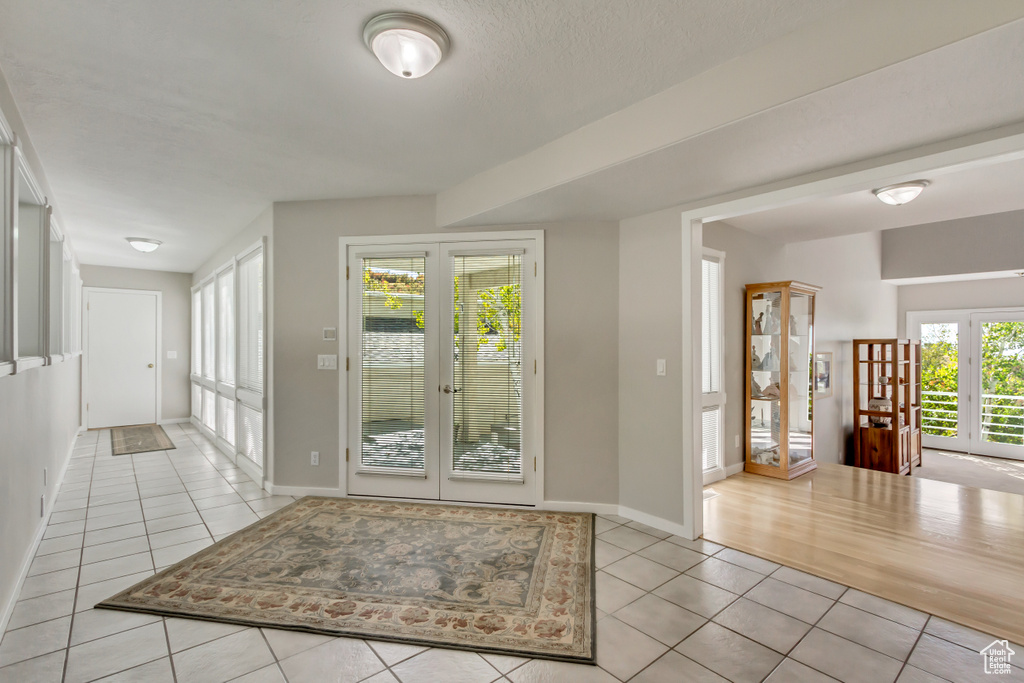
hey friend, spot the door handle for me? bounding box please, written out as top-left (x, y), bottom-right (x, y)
top-left (148, 364), bottom-right (154, 368)
top-left (442, 385), bottom-right (460, 394)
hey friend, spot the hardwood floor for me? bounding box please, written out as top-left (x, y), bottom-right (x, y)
top-left (704, 463), bottom-right (1024, 644)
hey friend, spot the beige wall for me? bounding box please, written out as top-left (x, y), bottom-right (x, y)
top-left (0, 358), bottom-right (81, 629)
top-left (80, 265), bottom-right (193, 420)
top-left (617, 209), bottom-right (686, 524)
top-left (270, 196), bottom-right (620, 505)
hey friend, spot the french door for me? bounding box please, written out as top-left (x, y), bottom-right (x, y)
top-left (345, 239), bottom-right (538, 505)
top-left (910, 309), bottom-right (1024, 460)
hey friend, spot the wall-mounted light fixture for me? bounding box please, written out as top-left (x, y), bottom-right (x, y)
top-left (363, 12), bottom-right (449, 79)
top-left (126, 237), bottom-right (162, 253)
top-left (872, 181), bottom-right (929, 206)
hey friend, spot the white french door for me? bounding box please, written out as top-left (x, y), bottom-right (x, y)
top-left (345, 239), bottom-right (539, 505)
top-left (910, 309), bottom-right (1024, 460)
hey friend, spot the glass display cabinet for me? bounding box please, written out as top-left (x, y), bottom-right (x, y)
top-left (745, 281), bottom-right (820, 479)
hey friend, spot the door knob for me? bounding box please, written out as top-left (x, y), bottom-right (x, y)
top-left (148, 363), bottom-right (154, 368)
top-left (442, 385), bottom-right (460, 394)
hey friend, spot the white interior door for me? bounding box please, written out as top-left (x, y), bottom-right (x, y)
top-left (346, 239), bottom-right (538, 505)
top-left (86, 289), bottom-right (159, 428)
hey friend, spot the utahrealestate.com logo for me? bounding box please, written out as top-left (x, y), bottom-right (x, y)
top-left (981, 640), bottom-right (1015, 675)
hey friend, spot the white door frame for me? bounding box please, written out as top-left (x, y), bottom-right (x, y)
top-left (339, 230), bottom-right (544, 506)
top-left (83, 287), bottom-right (162, 429)
top-left (906, 310), bottom-right (971, 452)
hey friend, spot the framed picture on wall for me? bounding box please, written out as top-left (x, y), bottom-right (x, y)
top-left (814, 352), bottom-right (832, 398)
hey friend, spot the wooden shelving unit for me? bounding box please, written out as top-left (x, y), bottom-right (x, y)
top-left (853, 339), bottom-right (922, 475)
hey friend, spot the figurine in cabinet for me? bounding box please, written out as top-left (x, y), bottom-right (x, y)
top-left (753, 312), bottom-right (764, 335)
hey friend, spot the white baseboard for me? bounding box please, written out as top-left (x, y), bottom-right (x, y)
top-left (158, 417), bottom-right (190, 425)
top-left (726, 462), bottom-right (745, 477)
top-left (267, 484), bottom-right (343, 498)
top-left (618, 505), bottom-right (691, 539)
top-left (0, 432), bottom-right (78, 636)
top-left (541, 500), bottom-right (619, 515)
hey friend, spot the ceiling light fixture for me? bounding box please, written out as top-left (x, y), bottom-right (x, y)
top-left (126, 237), bottom-right (162, 253)
top-left (872, 180), bottom-right (929, 206)
top-left (363, 12), bottom-right (449, 79)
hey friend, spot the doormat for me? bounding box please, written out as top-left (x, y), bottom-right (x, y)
top-left (110, 424), bottom-right (176, 456)
top-left (97, 498), bottom-right (596, 663)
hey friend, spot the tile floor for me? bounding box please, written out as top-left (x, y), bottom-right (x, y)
top-left (1, 424), bottom-right (1021, 682)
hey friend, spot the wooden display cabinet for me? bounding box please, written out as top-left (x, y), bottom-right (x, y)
top-left (745, 281), bottom-right (820, 479)
top-left (853, 339), bottom-right (922, 475)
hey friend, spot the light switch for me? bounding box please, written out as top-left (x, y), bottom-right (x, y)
top-left (323, 327), bottom-right (337, 341)
top-left (317, 354), bottom-right (338, 370)
top-left (167, 351), bottom-right (177, 359)
top-left (656, 359), bottom-right (666, 376)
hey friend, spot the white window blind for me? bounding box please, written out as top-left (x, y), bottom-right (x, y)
top-left (450, 253), bottom-right (523, 479)
top-left (702, 257), bottom-right (721, 395)
top-left (191, 289), bottom-right (201, 376)
top-left (202, 281), bottom-right (215, 380)
top-left (702, 406), bottom-right (722, 471)
top-left (218, 394), bottom-right (236, 446)
top-left (192, 383), bottom-right (202, 419)
top-left (202, 387), bottom-right (216, 429)
top-left (238, 250), bottom-right (264, 393)
top-left (359, 256), bottom-right (427, 471)
top-left (217, 269), bottom-right (235, 384)
top-left (238, 403), bottom-right (263, 466)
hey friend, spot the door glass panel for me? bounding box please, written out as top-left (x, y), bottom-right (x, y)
top-left (920, 322), bottom-right (959, 438)
top-left (788, 292), bottom-right (812, 466)
top-left (450, 254), bottom-right (522, 477)
top-left (980, 321), bottom-right (1024, 446)
top-left (750, 291), bottom-right (781, 467)
top-left (360, 257), bottom-right (427, 470)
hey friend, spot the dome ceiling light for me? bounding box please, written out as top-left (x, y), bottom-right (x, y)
top-left (126, 237), bottom-right (162, 253)
top-left (872, 180), bottom-right (929, 206)
top-left (363, 12), bottom-right (449, 79)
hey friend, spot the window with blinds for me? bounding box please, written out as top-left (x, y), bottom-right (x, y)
top-left (238, 251), bottom-right (263, 392)
top-left (202, 281), bottom-right (215, 380)
top-left (202, 387), bottom-right (216, 430)
top-left (218, 394), bottom-right (235, 446)
top-left (238, 403), bottom-right (263, 466)
top-left (450, 253), bottom-right (522, 478)
top-left (191, 289), bottom-right (201, 376)
top-left (217, 269), bottom-right (235, 384)
top-left (360, 256), bottom-right (426, 471)
top-left (192, 382), bottom-right (202, 419)
top-left (702, 406), bottom-right (722, 471)
top-left (702, 256), bottom-right (721, 394)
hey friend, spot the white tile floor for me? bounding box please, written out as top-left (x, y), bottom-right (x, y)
top-left (1, 424), bottom-right (1021, 682)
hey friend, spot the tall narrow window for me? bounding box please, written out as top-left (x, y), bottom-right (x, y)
top-left (217, 268), bottom-right (235, 384)
top-left (702, 250), bottom-right (725, 477)
top-left (191, 289), bottom-right (201, 376)
top-left (17, 197), bottom-right (45, 358)
top-left (238, 251), bottom-right (264, 392)
top-left (202, 280), bottom-right (215, 380)
top-left (47, 229), bottom-right (64, 356)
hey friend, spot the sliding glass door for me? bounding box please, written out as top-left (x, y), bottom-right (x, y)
top-left (346, 240), bottom-right (538, 505)
top-left (911, 309), bottom-right (1024, 460)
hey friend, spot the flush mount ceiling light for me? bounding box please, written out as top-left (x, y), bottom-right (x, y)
top-left (872, 180), bottom-right (930, 206)
top-left (126, 237), bottom-right (162, 253)
top-left (363, 12), bottom-right (449, 79)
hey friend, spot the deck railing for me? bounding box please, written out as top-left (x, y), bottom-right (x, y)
top-left (922, 390), bottom-right (1024, 445)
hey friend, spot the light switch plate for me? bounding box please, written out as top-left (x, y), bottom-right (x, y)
top-left (317, 354), bottom-right (338, 370)
top-left (167, 350), bottom-right (177, 359)
top-left (323, 327), bottom-right (337, 341)
top-left (656, 359), bottom-right (667, 376)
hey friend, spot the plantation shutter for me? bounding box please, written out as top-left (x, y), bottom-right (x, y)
top-left (702, 256), bottom-right (721, 394)
top-left (450, 253), bottom-right (523, 479)
top-left (359, 256), bottom-right (427, 471)
top-left (237, 250), bottom-right (264, 393)
top-left (217, 268), bottom-right (235, 384)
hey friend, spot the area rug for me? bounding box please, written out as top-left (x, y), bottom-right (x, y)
top-left (110, 424), bottom-right (176, 456)
top-left (97, 498), bottom-right (596, 663)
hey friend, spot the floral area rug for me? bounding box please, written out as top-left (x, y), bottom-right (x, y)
top-left (97, 497), bottom-right (596, 663)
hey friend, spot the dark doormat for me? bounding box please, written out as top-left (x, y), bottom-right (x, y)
top-left (110, 424), bottom-right (176, 456)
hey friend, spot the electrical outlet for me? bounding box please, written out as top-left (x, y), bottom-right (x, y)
top-left (311, 451), bottom-right (320, 466)
top-left (656, 359), bottom-right (667, 376)
top-left (735, 435), bottom-right (741, 448)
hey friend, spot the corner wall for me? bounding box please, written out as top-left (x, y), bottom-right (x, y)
top-left (80, 266), bottom-right (192, 420)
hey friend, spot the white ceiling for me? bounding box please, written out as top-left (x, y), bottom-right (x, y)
top-left (0, 0), bottom-right (847, 271)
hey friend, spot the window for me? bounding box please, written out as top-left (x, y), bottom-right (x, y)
top-left (189, 241), bottom-right (265, 480)
top-left (17, 166), bottom-right (46, 360)
top-left (47, 227), bottom-right (64, 357)
top-left (702, 249), bottom-right (725, 479)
